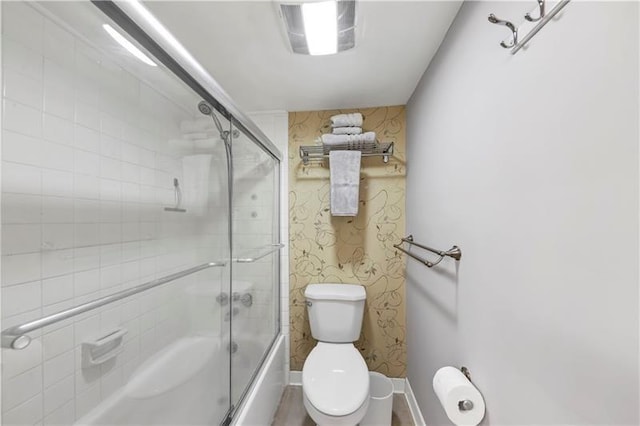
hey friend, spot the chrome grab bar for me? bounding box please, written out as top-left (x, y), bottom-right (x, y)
top-left (233, 244), bottom-right (284, 263)
top-left (393, 235), bottom-right (461, 268)
top-left (1, 261), bottom-right (226, 350)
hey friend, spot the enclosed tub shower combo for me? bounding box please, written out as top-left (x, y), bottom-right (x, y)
top-left (0, 1), bottom-right (282, 424)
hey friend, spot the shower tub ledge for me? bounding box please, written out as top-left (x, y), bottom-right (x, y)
top-left (231, 333), bottom-right (286, 425)
top-left (74, 333), bottom-right (286, 425)
top-left (76, 335), bottom-right (227, 425)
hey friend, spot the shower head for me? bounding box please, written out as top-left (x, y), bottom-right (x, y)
top-left (198, 101), bottom-right (213, 116)
top-left (197, 100), bottom-right (225, 137)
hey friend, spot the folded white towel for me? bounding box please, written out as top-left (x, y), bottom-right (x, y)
top-left (182, 132), bottom-right (210, 140)
top-left (332, 127), bottom-right (362, 135)
top-left (320, 131), bottom-right (376, 147)
top-left (168, 138), bottom-right (221, 150)
top-left (330, 150), bottom-right (361, 217)
top-left (331, 113), bottom-right (363, 128)
top-left (180, 118), bottom-right (216, 133)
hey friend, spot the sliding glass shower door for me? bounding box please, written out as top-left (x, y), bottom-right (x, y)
top-left (230, 124), bottom-right (281, 407)
top-left (0, 2), bottom-right (236, 424)
top-left (1, 1), bottom-right (282, 424)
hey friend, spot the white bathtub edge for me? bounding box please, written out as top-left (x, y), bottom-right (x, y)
top-left (231, 334), bottom-right (286, 425)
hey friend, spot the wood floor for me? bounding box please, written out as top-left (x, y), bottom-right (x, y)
top-left (271, 385), bottom-right (415, 426)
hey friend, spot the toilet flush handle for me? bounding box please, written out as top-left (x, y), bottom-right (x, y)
top-left (305, 301), bottom-right (312, 307)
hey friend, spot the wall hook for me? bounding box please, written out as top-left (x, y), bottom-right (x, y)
top-left (525, 0), bottom-right (546, 22)
top-left (487, 14), bottom-right (518, 48)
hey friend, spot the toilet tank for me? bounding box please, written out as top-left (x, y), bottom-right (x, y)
top-left (305, 284), bottom-right (366, 343)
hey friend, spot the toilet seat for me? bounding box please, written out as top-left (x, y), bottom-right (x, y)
top-left (302, 342), bottom-right (370, 417)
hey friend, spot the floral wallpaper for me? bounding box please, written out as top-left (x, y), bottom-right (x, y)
top-left (288, 106), bottom-right (407, 378)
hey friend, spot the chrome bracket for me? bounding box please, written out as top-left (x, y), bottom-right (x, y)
top-left (216, 292), bottom-right (229, 306)
top-left (233, 292), bottom-right (253, 308)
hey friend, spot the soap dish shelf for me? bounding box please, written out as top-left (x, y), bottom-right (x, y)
top-left (299, 141), bottom-right (394, 165)
top-left (81, 328), bottom-right (127, 368)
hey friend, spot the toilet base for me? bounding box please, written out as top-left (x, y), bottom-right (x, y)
top-left (303, 390), bottom-right (369, 426)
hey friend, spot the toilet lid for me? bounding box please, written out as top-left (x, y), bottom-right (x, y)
top-left (302, 342), bottom-right (370, 416)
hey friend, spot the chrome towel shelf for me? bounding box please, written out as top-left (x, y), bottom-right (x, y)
top-left (299, 141), bottom-right (394, 165)
top-left (394, 235), bottom-right (461, 268)
top-left (1, 261), bottom-right (226, 350)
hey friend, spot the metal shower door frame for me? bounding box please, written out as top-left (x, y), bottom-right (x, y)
top-left (90, 2), bottom-right (282, 424)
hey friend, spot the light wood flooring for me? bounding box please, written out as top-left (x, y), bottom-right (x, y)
top-left (271, 385), bottom-right (415, 426)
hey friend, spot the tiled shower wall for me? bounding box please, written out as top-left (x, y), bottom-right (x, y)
top-left (1, 3), bottom-right (227, 424)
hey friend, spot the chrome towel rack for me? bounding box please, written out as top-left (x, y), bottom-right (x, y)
top-left (1, 261), bottom-right (226, 350)
top-left (394, 235), bottom-right (461, 268)
top-left (299, 141), bottom-right (394, 165)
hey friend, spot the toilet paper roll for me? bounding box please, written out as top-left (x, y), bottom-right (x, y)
top-left (433, 366), bottom-right (485, 426)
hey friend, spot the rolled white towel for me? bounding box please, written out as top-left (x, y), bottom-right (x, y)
top-left (330, 113), bottom-right (363, 128)
top-left (332, 127), bottom-right (362, 135)
top-left (321, 131), bottom-right (376, 146)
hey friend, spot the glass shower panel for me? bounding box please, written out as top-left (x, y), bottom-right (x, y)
top-left (230, 125), bottom-right (280, 406)
top-left (1, 2), bottom-right (231, 424)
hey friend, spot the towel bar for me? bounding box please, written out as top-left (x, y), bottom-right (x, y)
top-left (394, 235), bottom-right (461, 268)
top-left (1, 261), bottom-right (226, 350)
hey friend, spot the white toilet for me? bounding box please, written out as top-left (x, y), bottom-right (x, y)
top-left (302, 284), bottom-right (370, 425)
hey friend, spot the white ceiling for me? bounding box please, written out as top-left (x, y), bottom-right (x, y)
top-left (143, 1), bottom-right (462, 112)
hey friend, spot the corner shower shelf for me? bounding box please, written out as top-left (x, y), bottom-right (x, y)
top-left (299, 141), bottom-right (394, 165)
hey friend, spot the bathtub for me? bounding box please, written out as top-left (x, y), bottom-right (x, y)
top-left (76, 335), bottom-right (227, 425)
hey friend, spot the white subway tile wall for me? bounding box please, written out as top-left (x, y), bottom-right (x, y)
top-left (0, 2), bottom-right (240, 424)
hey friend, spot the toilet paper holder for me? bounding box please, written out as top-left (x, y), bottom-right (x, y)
top-left (459, 400), bottom-right (474, 411)
top-left (459, 366), bottom-right (474, 411)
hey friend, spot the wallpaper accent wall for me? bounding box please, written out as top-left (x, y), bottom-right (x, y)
top-left (288, 106), bottom-right (407, 378)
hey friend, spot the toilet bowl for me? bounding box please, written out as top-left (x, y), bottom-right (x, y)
top-left (302, 342), bottom-right (370, 425)
top-left (301, 284), bottom-right (369, 425)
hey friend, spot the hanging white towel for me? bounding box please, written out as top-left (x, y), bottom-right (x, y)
top-left (330, 150), bottom-right (361, 217)
top-left (332, 127), bottom-right (362, 135)
top-left (181, 154), bottom-right (212, 216)
top-left (330, 113), bottom-right (363, 128)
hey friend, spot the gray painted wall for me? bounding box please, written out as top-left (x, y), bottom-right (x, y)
top-left (406, 2), bottom-right (639, 425)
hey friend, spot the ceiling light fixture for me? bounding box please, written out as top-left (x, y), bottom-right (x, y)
top-left (280, 0), bottom-right (356, 56)
top-left (302, 1), bottom-right (338, 55)
top-left (103, 24), bottom-right (157, 66)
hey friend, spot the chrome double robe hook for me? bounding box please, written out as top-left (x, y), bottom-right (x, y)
top-left (525, 0), bottom-right (546, 22)
top-left (488, 14), bottom-right (518, 48)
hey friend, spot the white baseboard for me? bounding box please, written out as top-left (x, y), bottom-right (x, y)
top-left (288, 371), bottom-right (425, 425)
top-left (289, 370), bottom-right (302, 385)
top-left (390, 377), bottom-right (405, 393)
top-left (404, 378), bottom-right (426, 426)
